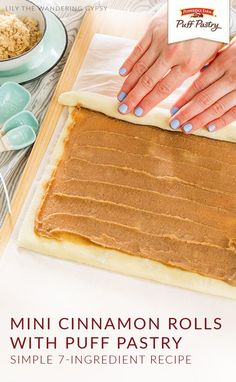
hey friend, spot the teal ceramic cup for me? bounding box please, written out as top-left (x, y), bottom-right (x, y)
top-left (0, 82), bottom-right (39, 151)
top-left (2, 110), bottom-right (39, 135)
top-left (0, 125), bottom-right (36, 152)
top-left (0, 82), bottom-right (31, 124)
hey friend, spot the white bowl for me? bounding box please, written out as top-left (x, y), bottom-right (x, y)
top-left (0, 0), bottom-right (46, 71)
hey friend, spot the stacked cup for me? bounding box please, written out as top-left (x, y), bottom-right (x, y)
top-left (0, 82), bottom-right (39, 152)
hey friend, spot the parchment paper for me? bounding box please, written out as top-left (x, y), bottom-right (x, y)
top-left (73, 33), bottom-right (195, 109)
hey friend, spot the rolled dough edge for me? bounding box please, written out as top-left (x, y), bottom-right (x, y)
top-left (59, 91), bottom-right (236, 144)
top-left (18, 106), bottom-right (236, 300)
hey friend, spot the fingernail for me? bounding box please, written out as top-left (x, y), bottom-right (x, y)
top-left (183, 123), bottom-right (193, 133)
top-left (201, 64), bottom-right (209, 71)
top-left (208, 124), bottom-right (216, 132)
top-left (170, 119), bottom-right (180, 130)
top-left (134, 106), bottom-right (143, 117)
top-left (118, 103), bottom-right (128, 114)
top-left (118, 91), bottom-right (127, 102)
top-left (170, 106), bottom-right (179, 116)
top-left (119, 67), bottom-right (127, 76)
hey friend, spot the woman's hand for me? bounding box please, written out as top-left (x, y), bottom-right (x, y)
top-left (117, 4), bottom-right (223, 119)
top-left (169, 40), bottom-right (236, 134)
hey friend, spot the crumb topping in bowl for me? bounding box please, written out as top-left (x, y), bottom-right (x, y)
top-left (0, 10), bottom-right (42, 61)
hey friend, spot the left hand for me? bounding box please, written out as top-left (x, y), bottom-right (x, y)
top-left (169, 39), bottom-right (236, 134)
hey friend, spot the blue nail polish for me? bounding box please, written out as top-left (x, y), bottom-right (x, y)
top-left (119, 103), bottom-right (128, 114)
top-left (202, 64), bottom-right (209, 71)
top-left (134, 107), bottom-right (143, 117)
top-left (170, 106), bottom-right (179, 116)
top-left (119, 67), bottom-right (127, 76)
top-left (118, 91), bottom-right (127, 102)
top-left (183, 123), bottom-right (193, 133)
top-left (208, 124), bottom-right (216, 132)
top-left (170, 119), bottom-right (180, 130)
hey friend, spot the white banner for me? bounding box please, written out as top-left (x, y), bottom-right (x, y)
top-left (168, 0), bottom-right (230, 44)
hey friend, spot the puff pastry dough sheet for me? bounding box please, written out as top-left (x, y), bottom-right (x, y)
top-left (18, 92), bottom-right (236, 300)
top-left (59, 91), bottom-right (236, 143)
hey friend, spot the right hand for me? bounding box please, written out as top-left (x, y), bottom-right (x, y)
top-left (117, 4), bottom-right (223, 118)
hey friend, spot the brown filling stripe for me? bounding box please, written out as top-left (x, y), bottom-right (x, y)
top-left (35, 107), bottom-right (236, 286)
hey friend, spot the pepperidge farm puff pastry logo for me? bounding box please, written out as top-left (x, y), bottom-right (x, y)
top-left (181, 7), bottom-right (215, 17)
top-left (168, 0), bottom-right (229, 43)
top-left (177, 8), bottom-right (221, 32)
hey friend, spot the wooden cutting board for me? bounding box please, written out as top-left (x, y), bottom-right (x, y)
top-left (0, 9), bottom-right (150, 253)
